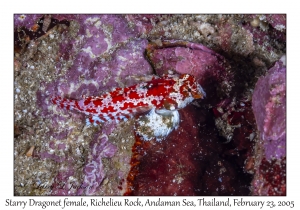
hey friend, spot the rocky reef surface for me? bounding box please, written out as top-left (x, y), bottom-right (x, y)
top-left (14, 14), bottom-right (286, 195)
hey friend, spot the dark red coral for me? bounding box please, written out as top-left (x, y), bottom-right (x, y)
top-left (212, 98), bottom-right (256, 169)
top-left (123, 40), bottom-right (255, 196)
top-left (252, 157), bottom-right (286, 196)
top-left (125, 105), bottom-right (251, 196)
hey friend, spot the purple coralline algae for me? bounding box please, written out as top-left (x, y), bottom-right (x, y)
top-left (251, 60), bottom-right (286, 196)
top-left (77, 134), bottom-right (117, 195)
top-left (36, 15), bottom-right (153, 195)
top-left (146, 40), bottom-right (233, 103)
top-left (15, 14), bottom-right (153, 195)
top-left (125, 40), bottom-right (255, 195)
top-left (252, 60), bottom-right (286, 160)
top-left (252, 14), bottom-right (286, 32)
top-left (14, 14), bottom-right (43, 29)
top-left (14, 14), bottom-right (286, 196)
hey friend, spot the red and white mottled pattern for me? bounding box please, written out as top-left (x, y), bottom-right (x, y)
top-left (51, 74), bottom-right (205, 126)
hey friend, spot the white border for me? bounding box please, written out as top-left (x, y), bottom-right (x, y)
top-left (2, 0), bottom-right (298, 210)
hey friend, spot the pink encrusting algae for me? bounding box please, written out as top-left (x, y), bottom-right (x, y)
top-left (14, 14), bottom-right (286, 196)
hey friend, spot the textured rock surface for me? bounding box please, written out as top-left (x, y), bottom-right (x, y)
top-left (14, 14), bottom-right (151, 196)
top-left (252, 60), bottom-right (286, 159)
top-left (251, 60), bottom-right (286, 195)
top-left (146, 40), bottom-right (233, 102)
top-left (14, 14), bottom-right (286, 196)
top-left (126, 105), bottom-right (251, 195)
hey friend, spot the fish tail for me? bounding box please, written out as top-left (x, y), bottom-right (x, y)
top-left (51, 95), bottom-right (78, 111)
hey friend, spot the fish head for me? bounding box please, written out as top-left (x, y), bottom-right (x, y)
top-left (179, 74), bottom-right (206, 99)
